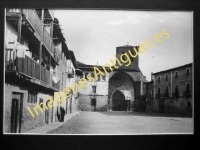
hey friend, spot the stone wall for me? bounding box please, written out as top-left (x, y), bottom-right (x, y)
top-left (4, 82), bottom-right (55, 133)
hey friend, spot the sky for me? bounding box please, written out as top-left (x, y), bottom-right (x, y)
top-left (54, 10), bottom-right (193, 81)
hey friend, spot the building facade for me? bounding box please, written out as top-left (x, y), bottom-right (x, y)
top-left (108, 45), bottom-right (147, 112)
top-left (77, 62), bottom-right (109, 111)
top-left (76, 45), bottom-right (147, 112)
top-left (150, 63), bottom-right (192, 115)
top-left (4, 9), bottom-right (81, 133)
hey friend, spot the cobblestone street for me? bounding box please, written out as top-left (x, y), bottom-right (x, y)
top-left (47, 111), bottom-right (193, 134)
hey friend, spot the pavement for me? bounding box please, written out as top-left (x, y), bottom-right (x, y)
top-left (48, 111), bottom-right (193, 134)
top-left (24, 111), bottom-right (81, 134)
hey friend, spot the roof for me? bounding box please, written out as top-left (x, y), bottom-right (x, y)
top-left (152, 63), bottom-right (192, 75)
top-left (117, 45), bottom-right (134, 48)
top-left (69, 50), bottom-right (78, 69)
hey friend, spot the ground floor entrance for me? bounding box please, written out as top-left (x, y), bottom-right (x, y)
top-left (11, 92), bottom-right (23, 133)
top-left (112, 90), bottom-right (127, 111)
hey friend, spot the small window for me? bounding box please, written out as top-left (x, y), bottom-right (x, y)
top-left (186, 68), bottom-right (190, 77)
top-left (85, 73), bottom-right (88, 79)
top-left (39, 98), bottom-right (43, 108)
top-left (92, 85), bottom-right (96, 93)
top-left (91, 98), bottom-right (96, 106)
top-left (130, 51), bottom-right (134, 62)
top-left (165, 74), bottom-right (168, 81)
top-left (28, 90), bottom-right (37, 104)
top-left (175, 71), bottom-right (178, 79)
top-left (122, 52), bottom-right (126, 60)
top-left (158, 76), bottom-right (160, 83)
top-left (102, 75), bottom-right (106, 81)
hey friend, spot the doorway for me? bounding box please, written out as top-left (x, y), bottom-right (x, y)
top-left (112, 90), bottom-right (126, 111)
top-left (45, 100), bottom-right (50, 124)
top-left (11, 92), bottom-right (23, 133)
top-left (159, 99), bottom-right (164, 113)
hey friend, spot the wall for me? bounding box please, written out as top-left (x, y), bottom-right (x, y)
top-left (152, 97), bottom-right (192, 115)
top-left (4, 82), bottom-right (55, 133)
top-left (116, 46), bottom-right (139, 70)
top-left (78, 70), bottom-right (108, 111)
top-left (153, 64), bottom-right (192, 98)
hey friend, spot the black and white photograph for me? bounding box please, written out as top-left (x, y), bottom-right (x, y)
top-left (4, 8), bottom-right (193, 135)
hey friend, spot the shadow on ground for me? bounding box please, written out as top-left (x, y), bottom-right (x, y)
top-left (95, 111), bottom-right (192, 118)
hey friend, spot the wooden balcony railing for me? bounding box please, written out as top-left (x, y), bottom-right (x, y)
top-left (22, 9), bottom-right (43, 38)
top-left (43, 27), bottom-right (52, 53)
top-left (183, 91), bottom-right (192, 97)
top-left (7, 9), bottom-right (57, 63)
top-left (48, 9), bottom-right (55, 19)
top-left (5, 49), bottom-right (59, 90)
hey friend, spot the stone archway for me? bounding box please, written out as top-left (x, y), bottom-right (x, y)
top-left (111, 90), bottom-right (126, 111)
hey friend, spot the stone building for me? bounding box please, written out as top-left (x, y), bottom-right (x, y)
top-left (4, 9), bottom-right (60, 133)
top-left (108, 45), bottom-right (147, 112)
top-left (76, 61), bottom-right (109, 111)
top-left (151, 63), bottom-right (192, 115)
top-left (76, 45), bottom-right (147, 112)
top-left (4, 9), bottom-right (81, 133)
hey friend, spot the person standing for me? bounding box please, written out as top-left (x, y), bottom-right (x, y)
top-left (61, 107), bottom-right (66, 122)
top-left (57, 106), bottom-right (61, 122)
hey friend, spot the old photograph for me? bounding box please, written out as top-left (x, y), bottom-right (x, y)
top-left (4, 9), bottom-right (193, 134)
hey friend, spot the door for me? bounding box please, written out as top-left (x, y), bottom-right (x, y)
top-left (70, 98), bottom-right (72, 113)
top-left (45, 100), bottom-right (50, 124)
top-left (112, 91), bottom-right (126, 111)
top-left (159, 99), bottom-right (164, 113)
top-left (11, 93), bottom-right (23, 133)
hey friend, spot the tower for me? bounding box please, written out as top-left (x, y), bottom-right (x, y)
top-left (116, 45), bottom-right (140, 70)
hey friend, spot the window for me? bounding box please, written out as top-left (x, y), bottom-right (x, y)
top-left (165, 74), bottom-right (168, 81)
top-left (158, 76), bottom-right (160, 83)
top-left (186, 83), bottom-right (190, 96)
top-left (39, 98), bottom-right (43, 108)
top-left (85, 73), bottom-right (88, 79)
top-left (122, 52), bottom-right (126, 61)
top-left (187, 102), bottom-right (191, 109)
top-left (102, 75), bottom-right (106, 81)
top-left (92, 85), bottom-right (96, 93)
top-left (157, 88), bottom-right (160, 98)
top-left (28, 91), bottom-right (37, 104)
top-left (186, 68), bottom-right (190, 77)
top-left (91, 98), bottom-right (96, 106)
top-left (175, 85), bottom-right (179, 97)
top-left (165, 86), bottom-right (169, 97)
top-left (130, 51), bottom-right (134, 62)
top-left (175, 71), bottom-right (178, 79)
top-left (91, 72), bottom-right (94, 79)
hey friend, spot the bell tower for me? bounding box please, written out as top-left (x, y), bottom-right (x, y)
top-left (116, 45), bottom-right (140, 70)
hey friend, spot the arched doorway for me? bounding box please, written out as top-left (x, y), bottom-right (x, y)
top-left (112, 90), bottom-right (126, 111)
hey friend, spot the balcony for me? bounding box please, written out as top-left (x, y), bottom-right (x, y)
top-left (172, 92), bottom-right (179, 98)
top-left (5, 49), bottom-right (60, 91)
top-left (22, 9), bottom-right (43, 39)
top-left (155, 94), bottom-right (161, 99)
top-left (163, 93), bottom-right (169, 97)
top-left (183, 91), bottom-right (192, 97)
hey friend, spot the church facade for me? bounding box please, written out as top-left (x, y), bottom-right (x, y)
top-left (77, 45), bottom-right (147, 112)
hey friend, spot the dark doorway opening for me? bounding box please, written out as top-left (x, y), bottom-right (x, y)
top-left (112, 90), bottom-right (126, 111)
top-left (11, 92), bottom-right (23, 133)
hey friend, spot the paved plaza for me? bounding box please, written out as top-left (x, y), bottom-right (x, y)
top-left (47, 111), bottom-right (193, 134)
